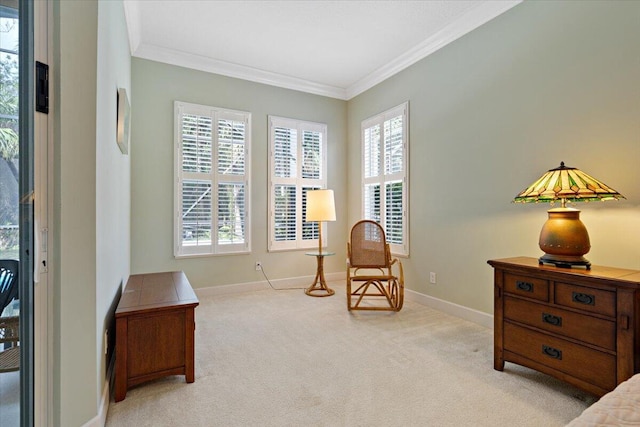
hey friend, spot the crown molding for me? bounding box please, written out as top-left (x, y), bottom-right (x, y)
top-left (124, 0), bottom-right (521, 101)
top-left (132, 43), bottom-right (348, 100)
top-left (122, 0), bottom-right (141, 55)
top-left (345, 0), bottom-right (522, 100)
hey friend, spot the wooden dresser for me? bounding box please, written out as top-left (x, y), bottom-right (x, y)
top-left (115, 271), bottom-right (199, 401)
top-left (489, 257), bottom-right (640, 396)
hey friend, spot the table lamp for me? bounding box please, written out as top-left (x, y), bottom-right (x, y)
top-left (513, 162), bottom-right (625, 269)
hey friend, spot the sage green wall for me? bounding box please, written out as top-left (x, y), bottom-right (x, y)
top-left (54, 0), bottom-right (130, 425)
top-left (130, 59), bottom-right (347, 287)
top-left (96, 0), bottom-right (131, 417)
top-left (347, 0), bottom-right (640, 314)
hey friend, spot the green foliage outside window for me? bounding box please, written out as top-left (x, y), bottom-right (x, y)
top-left (0, 16), bottom-right (19, 257)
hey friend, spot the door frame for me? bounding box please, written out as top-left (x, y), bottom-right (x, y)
top-left (18, 0), bottom-right (34, 425)
top-left (33, 0), bottom-right (53, 426)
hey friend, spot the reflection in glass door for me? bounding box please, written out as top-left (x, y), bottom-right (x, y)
top-left (0, 2), bottom-right (21, 425)
top-left (0, 0), bottom-right (32, 425)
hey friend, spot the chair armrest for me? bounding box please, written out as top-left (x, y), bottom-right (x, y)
top-left (389, 258), bottom-right (404, 284)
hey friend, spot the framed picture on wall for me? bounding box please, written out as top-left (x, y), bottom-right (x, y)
top-left (116, 88), bottom-right (130, 155)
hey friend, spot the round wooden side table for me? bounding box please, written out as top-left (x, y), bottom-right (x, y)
top-left (304, 251), bottom-right (335, 297)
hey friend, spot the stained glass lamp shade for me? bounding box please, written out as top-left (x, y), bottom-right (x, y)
top-left (514, 162), bottom-right (625, 269)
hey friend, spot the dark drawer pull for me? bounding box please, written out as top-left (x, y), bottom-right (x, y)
top-left (542, 312), bottom-right (562, 327)
top-left (542, 345), bottom-right (562, 360)
top-left (572, 292), bottom-right (595, 306)
top-left (516, 281), bottom-right (534, 292)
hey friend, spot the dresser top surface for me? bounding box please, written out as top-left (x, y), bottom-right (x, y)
top-left (116, 271), bottom-right (199, 316)
top-left (488, 257), bottom-right (640, 285)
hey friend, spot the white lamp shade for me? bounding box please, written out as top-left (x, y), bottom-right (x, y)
top-left (306, 189), bottom-right (336, 222)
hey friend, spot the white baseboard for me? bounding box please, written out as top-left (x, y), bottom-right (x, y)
top-left (194, 273), bottom-right (493, 330)
top-left (194, 271), bottom-right (346, 297)
top-left (82, 351), bottom-right (114, 427)
top-left (405, 289), bottom-right (494, 329)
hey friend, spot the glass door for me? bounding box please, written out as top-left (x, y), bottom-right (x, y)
top-left (0, 3), bottom-right (21, 425)
top-left (0, 0), bottom-right (33, 425)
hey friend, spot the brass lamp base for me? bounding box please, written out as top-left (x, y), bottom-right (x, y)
top-left (538, 207), bottom-right (591, 270)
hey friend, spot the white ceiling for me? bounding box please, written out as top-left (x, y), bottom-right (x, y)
top-left (123, 0), bottom-right (521, 100)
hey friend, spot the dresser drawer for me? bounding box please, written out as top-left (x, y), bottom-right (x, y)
top-left (504, 273), bottom-right (549, 301)
top-left (555, 282), bottom-right (616, 317)
top-left (504, 322), bottom-right (616, 391)
top-left (504, 296), bottom-right (616, 350)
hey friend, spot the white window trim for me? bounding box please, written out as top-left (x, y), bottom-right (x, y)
top-left (361, 102), bottom-right (409, 256)
top-left (268, 115), bottom-right (328, 252)
top-left (174, 101), bottom-right (251, 257)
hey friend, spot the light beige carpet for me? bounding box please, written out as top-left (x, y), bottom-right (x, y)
top-left (106, 281), bottom-right (596, 426)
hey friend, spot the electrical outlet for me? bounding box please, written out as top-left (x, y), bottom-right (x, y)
top-left (255, 261), bottom-right (262, 271)
top-left (429, 272), bottom-right (437, 284)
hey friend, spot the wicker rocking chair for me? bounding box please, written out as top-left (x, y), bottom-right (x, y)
top-left (347, 220), bottom-right (404, 311)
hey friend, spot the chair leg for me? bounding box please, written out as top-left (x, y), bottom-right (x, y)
top-left (387, 280), bottom-right (396, 308)
top-left (376, 281), bottom-right (395, 308)
top-left (396, 263), bottom-right (404, 311)
top-left (347, 270), bottom-right (352, 311)
top-left (354, 282), bottom-right (372, 308)
top-left (348, 274), bottom-right (404, 311)
top-left (389, 279), bottom-right (402, 311)
top-left (349, 280), bottom-right (396, 310)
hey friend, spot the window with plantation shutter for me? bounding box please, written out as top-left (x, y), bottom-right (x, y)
top-left (269, 116), bottom-right (327, 251)
top-left (361, 102), bottom-right (409, 256)
top-left (174, 101), bottom-right (251, 257)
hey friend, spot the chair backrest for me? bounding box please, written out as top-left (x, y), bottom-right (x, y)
top-left (349, 220), bottom-right (390, 269)
top-left (0, 259), bottom-right (19, 315)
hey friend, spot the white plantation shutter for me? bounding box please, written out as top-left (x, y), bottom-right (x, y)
top-left (175, 102), bottom-right (251, 256)
top-left (302, 131), bottom-right (321, 179)
top-left (384, 116), bottom-right (404, 175)
top-left (217, 182), bottom-right (246, 245)
top-left (385, 181), bottom-right (403, 244)
top-left (182, 180), bottom-right (212, 246)
top-left (364, 183), bottom-right (380, 223)
top-left (216, 115), bottom-right (247, 249)
top-left (182, 114), bottom-right (212, 173)
top-left (363, 124), bottom-right (380, 179)
top-left (217, 119), bottom-right (246, 176)
top-left (274, 127), bottom-right (297, 178)
top-left (269, 116), bottom-right (327, 251)
top-left (301, 186), bottom-right (321, 241)
top-left (361, 102), bottom-right (409, 256)
top-left (274, 185), bottom-right (296, 241)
